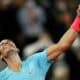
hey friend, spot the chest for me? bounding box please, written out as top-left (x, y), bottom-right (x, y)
top-left (6, 62), bottom-right (44, 80)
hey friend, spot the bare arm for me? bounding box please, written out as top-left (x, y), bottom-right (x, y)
top-left (47, 28), bottom-right (78, 60)
top-left (46, 5), bottom-right (80, 60)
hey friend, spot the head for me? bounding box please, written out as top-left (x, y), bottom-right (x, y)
top-left (0, 39), bottom-right (21, 72)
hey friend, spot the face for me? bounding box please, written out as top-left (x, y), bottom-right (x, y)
top-left (0, 40), bottom-right (22, 72)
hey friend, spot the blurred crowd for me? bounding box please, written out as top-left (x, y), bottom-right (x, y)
top-left (0, 0), bottom-right (80, 80)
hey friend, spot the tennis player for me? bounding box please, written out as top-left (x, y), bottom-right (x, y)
top-left (0, 5), bottom-right (80, 80)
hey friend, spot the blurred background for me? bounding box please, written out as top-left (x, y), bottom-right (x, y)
top-left (0, 0), bottom-right (80, 80)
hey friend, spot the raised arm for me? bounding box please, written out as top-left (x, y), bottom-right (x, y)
top-left (47, 5), bottom-right (80, 60)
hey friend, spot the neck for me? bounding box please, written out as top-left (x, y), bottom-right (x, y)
top-left (8, 62), bottom-right (22, 72)
top-left (3, 51), bottom-right (22, 72)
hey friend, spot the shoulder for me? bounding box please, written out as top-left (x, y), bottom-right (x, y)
top-left (23, 50), bottom-right (47, 63)
top-left (29, 50), bottom-right (47, 60)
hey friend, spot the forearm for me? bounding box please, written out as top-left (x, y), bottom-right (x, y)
top-left (57, 28), bottom-right (78, 51)
top-left (47, 16), bottom-right (79, 60)
top-left (47, 28), bottom-right (78, 60)
top-left (47, 5), bottom-right (80, 60)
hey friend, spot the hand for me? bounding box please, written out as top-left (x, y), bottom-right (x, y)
top-left (77, 4), bottom-right (80, 16)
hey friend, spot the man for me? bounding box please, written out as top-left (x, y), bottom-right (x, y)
top-left (0, 5), bottom-right (80, 80)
